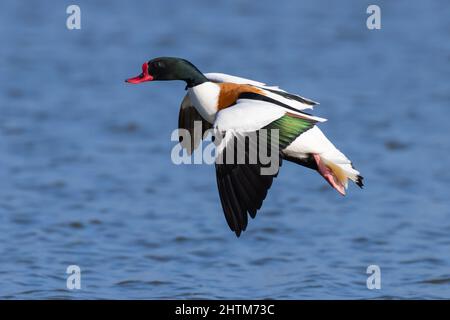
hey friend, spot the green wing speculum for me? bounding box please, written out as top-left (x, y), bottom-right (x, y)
top-left (263, 114), bottom-right (317, 150)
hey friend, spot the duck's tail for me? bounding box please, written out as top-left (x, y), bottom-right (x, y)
top-left (282, 125), bottom-right (364, 195)
top-left (314, 153), bottom-right (364, 196)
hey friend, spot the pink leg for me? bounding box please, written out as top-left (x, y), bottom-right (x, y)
top-left (313, 154), bottom-right (346, 196)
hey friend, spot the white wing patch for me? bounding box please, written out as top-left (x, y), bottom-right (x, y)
top-left (213, 99), bottom-right (285, 159)
top-left (205, 73), bottom-right (269, 88)
top-left (214, 99), bottom-right (285, 133)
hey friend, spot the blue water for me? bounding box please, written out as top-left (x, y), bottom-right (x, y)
top-left (0, 0), bottom-right (449, 299)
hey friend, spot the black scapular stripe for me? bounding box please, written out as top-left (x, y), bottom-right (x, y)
top-left (263, 88), bottom-right (317, 106)
top-left (238, 92), bottom-right (314, 116)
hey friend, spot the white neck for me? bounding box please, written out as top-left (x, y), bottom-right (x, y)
top-left (187, 82), bottom-right (220, 123)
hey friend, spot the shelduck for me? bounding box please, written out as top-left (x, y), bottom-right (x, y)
top-left (126, 57), bottom-right (363, 237)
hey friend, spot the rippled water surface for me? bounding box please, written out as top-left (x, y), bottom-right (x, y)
top-left (0, 0), bottom-right (449, 299)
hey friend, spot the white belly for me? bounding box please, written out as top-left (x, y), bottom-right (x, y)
top-left (283, 126), bottom-right (347, 161)
top-left (187, 82), bottom-right (220, 123)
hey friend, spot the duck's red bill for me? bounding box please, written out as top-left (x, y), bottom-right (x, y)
top-left (125, 62), bottom-right (153, 84)
top-left (125, 74), bottom-right (153, 83)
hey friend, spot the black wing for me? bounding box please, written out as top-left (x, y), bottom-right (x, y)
top-left (215, 131), bottom-right (282, 237)
top-left (214, 109), bottom-right (317, 237)
top-left (178, 94), bottom-right (212, 155)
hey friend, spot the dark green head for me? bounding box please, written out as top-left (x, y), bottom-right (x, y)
top-left (125, 57), bottom-right (208, 87)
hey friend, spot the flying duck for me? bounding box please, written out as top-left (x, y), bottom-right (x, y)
top-left (126, 57), bottom-right (363, 237)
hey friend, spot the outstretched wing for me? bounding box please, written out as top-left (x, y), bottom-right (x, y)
top-left (213, 99), bottom-right (317, 237)
top-left (178, 94), bottom-right (212, 155)
top-left (205, 72), bottom-right (319, 111)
